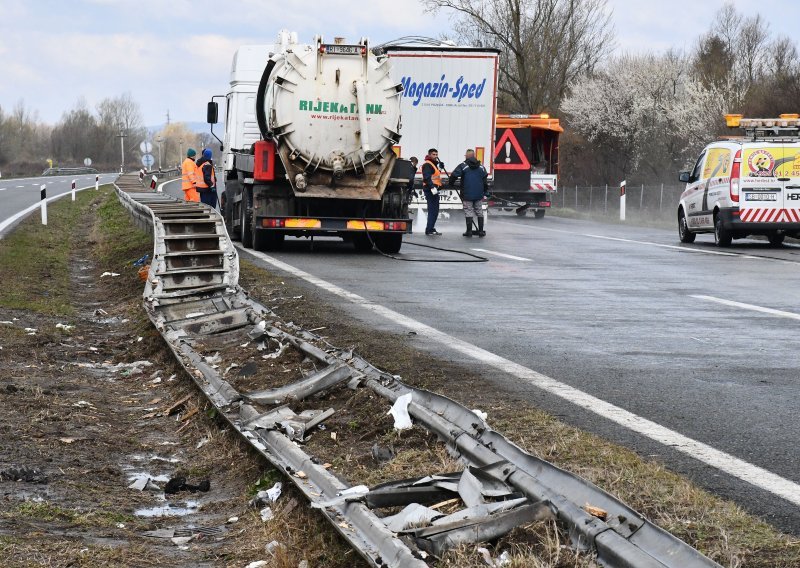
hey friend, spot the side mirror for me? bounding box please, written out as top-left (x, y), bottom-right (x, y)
top-left (678, 171), bottom-right (691, 183)
top-left (207, 102), bottom-right (219, 124)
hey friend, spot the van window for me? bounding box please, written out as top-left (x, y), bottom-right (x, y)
top-left (690, 151), bottom-right (706, 182)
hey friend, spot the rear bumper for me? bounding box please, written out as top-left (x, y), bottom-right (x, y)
top-left (719, 208), bottom-right (800, 234)
top-left (254, 216), bottom-right (412, 235)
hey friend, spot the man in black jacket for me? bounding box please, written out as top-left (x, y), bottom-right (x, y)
top-left (449, 149), bottom-right (488, 237)
top-left (195, 148), bottom-right (218, 209)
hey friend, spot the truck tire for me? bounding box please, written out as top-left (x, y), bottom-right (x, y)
top-left (352, 234), bottom-right (373, 252)
top-left (515, 208), bottom-right (527, 217)
top-left (534, 209), bottom-right (546, 219)
top-left (768, 233), bottom-right (785, 246)
top-left (240, 205), bottom-right (253, 249)
top-left (225, 192), bottom-right (240, 240)
top-left (253, 230), bottom-right (284, 251)
top-left (714, 213), bottom-right (732, 247)
top-left (678, 209), bottom-right (695, 243)
top-left (374, 233), bottom-right (402, 254)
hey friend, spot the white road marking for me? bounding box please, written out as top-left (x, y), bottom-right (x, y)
top-left (692, 295), bottom-right (800, 321)
top-left (0, 188), bottom-right (6, 191)
top-left (0, 182), bottom-right (101, 237)
top-left (470, 248), bottom-right (531, 261)
top-left (16, 185), bottom-right (24, 188)
top-left (240, 247), bottom-right (800, 507)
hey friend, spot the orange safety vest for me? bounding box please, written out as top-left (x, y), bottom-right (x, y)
top-left (424, 160), bottom-right (442, 187)
top-left (181, 157), bottom-right (199, 202)
top-left (195, 160), bottom-right (216, 189)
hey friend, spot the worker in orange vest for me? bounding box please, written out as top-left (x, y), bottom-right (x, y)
top-left (181, 148), bottom-right (200, 202)
top-left (195, 148), bottom-right (217, 209)
top-left (421, 148), bottom-right (443, 235)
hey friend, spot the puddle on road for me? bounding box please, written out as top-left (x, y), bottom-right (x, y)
top-left (135, 499), bottom-right (199, 518)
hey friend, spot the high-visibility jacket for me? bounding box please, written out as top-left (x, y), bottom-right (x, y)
top-left (196, 159), bottom-right (216, 189)
top-left (181, 157), bottom-right (199, 202)
top-left (423, 160), bottom-right (442, 187)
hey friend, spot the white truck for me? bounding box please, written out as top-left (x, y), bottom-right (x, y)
top-left (378, 41), bottom-right (500, 209)
top-left (207, 31), bottom-right (413, 252)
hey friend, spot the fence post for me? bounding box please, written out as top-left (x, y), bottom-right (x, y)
top-left (659, 183), bottom-right (664, 211)
top-left (640, 184), bottom-right (644, 210)
top-left (40, 184), bottom-right (47, 225)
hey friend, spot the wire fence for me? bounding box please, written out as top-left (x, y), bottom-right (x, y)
top-left (551, 183), bottom-right (684, 223)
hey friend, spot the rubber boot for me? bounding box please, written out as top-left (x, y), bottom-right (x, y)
top-left (477, 216), bottom-right (486, 237)
top-left (463, 218), bottom-right (473, 237)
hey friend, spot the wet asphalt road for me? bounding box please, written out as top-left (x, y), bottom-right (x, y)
top-left (0, 173), bottom-right (118, 237)
top-left (159, 178), bottom-right (800, 533)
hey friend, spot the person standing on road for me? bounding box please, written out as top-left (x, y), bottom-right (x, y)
top-left (449, 149), bottom-right (488, 237)
top-left (195, 148), bottom-right (218, 209)
top-left (406, 156), bottom-right (419, 202)
top-left (421, 149), bottom-right (444, 235)
top-left (181, 148), bottom-right (200, 202)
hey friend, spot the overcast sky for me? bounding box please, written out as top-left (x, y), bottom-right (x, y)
top-left (0, 0), bottom-right (794, 126)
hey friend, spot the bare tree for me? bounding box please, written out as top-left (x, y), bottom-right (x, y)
top-left (425, 0), bottom-right (614, 113)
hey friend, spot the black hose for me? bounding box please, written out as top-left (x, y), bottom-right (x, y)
top-left (256, 59), bottom-right (276, 140)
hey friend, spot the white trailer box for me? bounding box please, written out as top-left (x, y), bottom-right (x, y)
top-left (383, 45), bottom-right (499, 209)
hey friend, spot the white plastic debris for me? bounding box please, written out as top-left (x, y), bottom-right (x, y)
top-left (116, 523), bottom-right (125, 528)
top-left (196, 437), bottom-right (210, 449)
top-left (24, 327), bottom-right (37, 335)
top-left (298, 561), bottom-right (309, 568)
top-left (73, 400), bottom-right (94, 408)
top-left (204, 353), bottom-right (222, 365)
top-left (478, 547), bottom-right (511, 567)
top-left (265, 540), bottom-right (285, 556)
top-left (227, 516), bottom-right (239, 524)
top-left (56, 323), bottom-right (74, 332)
top-left (266, 482), bottom-right (282, 502)
top-left (0, 321), bottom-right (14, 325)
top-left (387, 392), bottom-right (413, 430)
top-left (171, 535), bottom-right (194, 546)
top-left (184, 312), bottom-right (205, 318)
top-left (245, 561), bottom-right (269, 568)
top-left (262, 343), bottom-right (288, 359)
top-left (259, 506), bottom-right (274, 522)
top-left (100, 272), bottom-right (120, 278)
top-left (472, 408), bottom-right (488, 421)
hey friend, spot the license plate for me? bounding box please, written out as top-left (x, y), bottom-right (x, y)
top-left (322, 44), bottom-right (362, 55)
top-left (745, 193), bottom-right (777, 201)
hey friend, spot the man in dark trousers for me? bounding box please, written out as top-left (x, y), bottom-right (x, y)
top-left (421, 148), bottom-right (444, 235)
top-left (449, 149), bottom-right (488, 237)
top-left (195, 148), bottom-right (218, 209)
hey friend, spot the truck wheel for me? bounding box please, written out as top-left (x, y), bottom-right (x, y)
top-left (225, 193), bottom-right (240, 239)
top-left (714, 213), bottom-right (732, 247)
top-left (768, 233), bottom-right (785, 246)
top-left (534, 209), bottom-right (546, 219)
top-left (374, 233), bottom-right (402, 254)
top-left (352, 234), bottom-right (373, 252)
top-left (240, 206), bottom-right (253, 249)
top-left (253, 230), bottom-right (284, 251)
top-left (515, 208), bottom-right (528, 217)
top-left (678, 209), bottom-right (695, 243)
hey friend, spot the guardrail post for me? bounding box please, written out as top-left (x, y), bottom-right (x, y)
top-left (589, 185), bottom-right (593, 211)
top-left (151, 175), bottom-right (159, 192)
top-left (575, 185), bottom-right (578, 210)
top-left (40, 184), bottom-right (47, 225)
top-left (71, 179), bottom-right (76, 201)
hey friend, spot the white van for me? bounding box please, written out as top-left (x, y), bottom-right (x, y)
top-left (678, 115), bottom-right (800, 246)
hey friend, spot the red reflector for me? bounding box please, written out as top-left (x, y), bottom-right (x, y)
top-left (732, 210), bottom-right (740, 216)
top-left (262, 218), bottom-right (285, 228)
top-left (254, 140), bottom-right (276, 182)
top-left (540, 201), bottom-right (551, 207)
top-left (385, 222), bottom-right (407, 231)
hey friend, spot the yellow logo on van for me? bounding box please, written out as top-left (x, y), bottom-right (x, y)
top-left (742, 147), bottom-right (800, 178)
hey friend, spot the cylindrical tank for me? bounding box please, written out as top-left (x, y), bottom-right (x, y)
top-left (263, 36), bottom-right (402, 177)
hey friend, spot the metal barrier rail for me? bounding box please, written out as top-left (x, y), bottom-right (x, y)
top-left (113, 172), bottom-right (721, 568)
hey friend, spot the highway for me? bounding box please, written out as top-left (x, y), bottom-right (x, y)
top-left (161, 179), bottom-right (800, 532)
top-left (0, 173), bottom-right (119, 237)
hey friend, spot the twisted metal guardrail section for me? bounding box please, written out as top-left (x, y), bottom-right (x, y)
top-left (114, 173), bottom-right (721, 568)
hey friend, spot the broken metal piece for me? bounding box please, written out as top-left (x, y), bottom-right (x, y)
top-left (245, 363), bottom-right (352, 405)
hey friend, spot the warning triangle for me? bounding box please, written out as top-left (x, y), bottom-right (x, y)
top-left (493, 129), bottom-right (531, 171)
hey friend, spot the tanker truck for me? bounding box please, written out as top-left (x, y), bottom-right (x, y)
top-left (207, 31), bottom-right (413, 253)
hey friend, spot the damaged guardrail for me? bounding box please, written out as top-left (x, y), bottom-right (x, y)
top-left (114, 173), bottom-right (721, 568)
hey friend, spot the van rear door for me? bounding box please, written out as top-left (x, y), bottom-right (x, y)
top-left (739, 144), bottom-right (785, 223)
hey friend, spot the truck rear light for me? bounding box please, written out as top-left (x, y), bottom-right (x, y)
top-left (285, 218), bottom-right (321, 228)
top-left (254, 140), bottom-right (276, 182)
top-left (262, 218), bottom-right (285, 228)
top-left (346, 220), bottom-right (385, 231)
top-left (540, 201), bottom-right (551, 207)
top-left (385, 221), bottom-right (407, 231)
top-left (730, 149), bottom-right (742, 203)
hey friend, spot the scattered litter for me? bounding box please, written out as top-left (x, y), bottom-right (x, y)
top-left (227, 516), bottom-right (239, 524)
top-left (196, 437), bottom-right (210, 449)
top-left (259, 507), bottom-right (274, 522)
top-left (248, 320), bottom-right (267, 340)
top-left (24, 328), bottom-right (37, 335)
top-left (73, 400), bottom-right (94, 408)
top-left (94, 308), bottom-right (108, 316)
top-left (249, 482), bottom-right (283, 508)
top-left (262, 343), bottom-right (288, 360)
top-left (137, 336), bottom-right (143, 342)
top-left (171, 535), bottom-right (194, 546)
top-left (0, 321), bottom-right (13, 325)
top-left (100, 272), bottom-right (120, 278)
top-left (116, 523), bottom-right (126, 529)
top-left (472, 408), bottom-right (488, 422)
top-left (382, 503), bottom-right (443, 532)
top-left (59, 437), bottom-right (76, 444)
top-left (223, 363), bottom-right (239, 376)
top-left (203, 353), bottom-right (221, 365)
top-left (245, 562), bottom-right (268, 568)
top-left (298, 561), bottom-right (309, 568)
top-left (387, 392), bottom-right (413, 430)
top-left (164, 476), bottom-right (210, 495)
top-left (371, 444), bottom-right (395, 463)
top-left (331, 432), bottom-right (337, 441)
top-left (478, 547), bottom-right (511, 567)
top-left (135, 501), bottom-right (199, 517)
top-left (55, 323), bottom-right (74, 332)
top-left (584, 503), bottom-right (608, 520)
top-left (151, 377), bottom-right (162, 384)
top-left (128, 475), bottom-right (162, 492)
top-left (295, 471), bottom-right (307, 479)
top-left (239, 342), bottom-right (250, 348)
top-left (265, 540), bottom-right (285, 556)
top-left (164, 395), bottom-right (192, 416)
top-left (132, 253), bottom-right (149, 267)
top-left (0, 467), bottom-right (48, 484)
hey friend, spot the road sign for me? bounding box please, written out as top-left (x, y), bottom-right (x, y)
top-left (142, 154), bottom-right (155, 168)
top-left (493, 129), bottom-right (531, 171)
top-left (84, 158), bottom-right (92, 167)
top-left (140, 141), bottom-right (153, 153)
